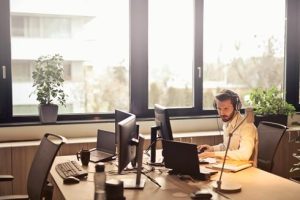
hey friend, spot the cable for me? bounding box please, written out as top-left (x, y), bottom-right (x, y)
top-left (144, 136), bottom-right (162, 156)
top-left (141, 171), bottom-right (161, 187)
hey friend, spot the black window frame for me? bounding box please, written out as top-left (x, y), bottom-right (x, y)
top-left (0, 0), bottom-right (298, 124)
top-left (286, 0), bottom-right (300, 110)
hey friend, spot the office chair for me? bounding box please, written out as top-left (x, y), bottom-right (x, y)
top-left (290, 136), bottom-right (300, 183)
top-left (257, 121), bottom-right (287, 173)
top-left (0, 133), bottom-right (66, 200)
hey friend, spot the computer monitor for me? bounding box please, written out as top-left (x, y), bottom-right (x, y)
top-left (154, 104), bottom-right (173, 140)
top-left (115, 109), bottom-right (134, 145)
top-left (149, 104), bottom-right (173, 164)
top-left (117, 114), bottom-right (146, 189)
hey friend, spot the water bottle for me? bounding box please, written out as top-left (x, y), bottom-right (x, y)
top-left (94, 162), bottom-right (106, 200)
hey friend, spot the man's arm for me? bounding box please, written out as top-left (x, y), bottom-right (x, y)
top-left (214, 123), bottom-right (257, 160)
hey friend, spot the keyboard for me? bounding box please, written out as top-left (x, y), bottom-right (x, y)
top-left (55, 161), bottom-right (88, 179)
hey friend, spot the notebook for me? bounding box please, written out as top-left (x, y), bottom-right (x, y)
top-left (207, 160), bottom-right (252, 172)
top-left (90, 129), bottom-right (116, 163)
top-left (161, 139), bottom-right (217, 180)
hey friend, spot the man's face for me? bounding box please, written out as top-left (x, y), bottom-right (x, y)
top-left (215, 99), bottom-right (235, 122)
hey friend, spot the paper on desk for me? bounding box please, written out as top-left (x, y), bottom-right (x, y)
top-left (206, 159), bottom-right (253, 172)
top-left (200, 157), bottom-right (217, 164)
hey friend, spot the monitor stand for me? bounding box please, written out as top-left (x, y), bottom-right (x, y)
top-left (122, 178), bottom-right (146, 189)
top-left (146, 126), bottom-right (165, 167)
top-left (121, 134), bottom-right (146, 189)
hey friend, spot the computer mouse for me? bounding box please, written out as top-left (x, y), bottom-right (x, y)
top-left (190, 190), bottom-right (212, 200)
top-left (198, 147), bottom-right (208, 154)
top-left (63, 176), bottom-right (80, 184)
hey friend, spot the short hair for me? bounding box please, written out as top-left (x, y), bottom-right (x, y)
top-left (213, 89), bottom-right (242, 111)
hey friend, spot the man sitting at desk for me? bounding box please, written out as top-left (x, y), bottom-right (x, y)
top-left (198, 89), bottom-right (258, 165)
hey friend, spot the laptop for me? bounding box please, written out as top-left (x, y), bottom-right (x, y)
top-left (90, 129), bottom-right (116, 163)
top-left (162, 139), bottom-right (216, 180)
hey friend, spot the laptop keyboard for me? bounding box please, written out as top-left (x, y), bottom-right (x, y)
top-left (55, 160), bottom-right (88, 179)
top-left (90, 150), bottom-right (115, 162)
top-left (91, 151), bottom-right (112, 157)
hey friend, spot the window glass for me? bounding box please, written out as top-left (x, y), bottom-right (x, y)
top-left (11, 16), bottom-right (25, 37)
top-left (11, 60), bottom-right (31, 82)
top-left (148, 0), bottom-right (194, 108)
top-left (203, 0), bottom-right (285, 109)
top-left (10, 0), bottom-right (129, 115)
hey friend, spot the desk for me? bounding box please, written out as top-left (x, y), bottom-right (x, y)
top-left (50, 156), bottom-right (300, 200)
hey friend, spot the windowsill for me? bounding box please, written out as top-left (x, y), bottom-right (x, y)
top-left (0, 114), bottom-right (217, 128)
top-left (0, 130), bottom-right (222, 148)
top-left (0, 115), bottom-right (221, 142)
top-left (0, 119), bottom-right (113, 128)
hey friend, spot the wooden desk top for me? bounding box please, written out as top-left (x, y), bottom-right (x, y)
top-left (218, 167), bottom-right (300, 200)
top-left (50, 156), bottom-right (300, 200)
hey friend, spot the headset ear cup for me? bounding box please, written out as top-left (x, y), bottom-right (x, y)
top-left (231, 94), bottom-right (241, 111)
top-left (236, 97), bottom-right (242, 111)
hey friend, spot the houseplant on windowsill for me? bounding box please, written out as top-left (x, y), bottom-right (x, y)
top-left (247, 87), bottom-right (296, 126)
top-left (30, 54), bottom-right (67, 123)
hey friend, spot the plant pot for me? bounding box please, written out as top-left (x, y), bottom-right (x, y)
top-left (38, 104), bottom-right (58, 123)
top-left (254, 114), bottom-right (288, 127)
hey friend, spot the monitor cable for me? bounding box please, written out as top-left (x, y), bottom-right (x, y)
top-left (141, 171), bottom-right (161, 187)
top-left (144, 137), bottom-right (161, 156)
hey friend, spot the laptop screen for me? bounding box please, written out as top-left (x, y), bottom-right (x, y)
top-left (97, 129), bottom-right (116, 154)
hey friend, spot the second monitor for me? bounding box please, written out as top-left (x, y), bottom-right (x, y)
top-left (150, 104), bottom-right (174, 164)
top-left (117, 113), bottom-right (146, 189)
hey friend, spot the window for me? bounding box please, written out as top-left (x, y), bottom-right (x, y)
top-left (11, 16), bottom-right (25, 37)
top-left (286, 0), bottom-right (300, 110)
top-left (42, 17), bottom-right (71, 38)
top-left (203, 0), bottom-right (285, 109)
top-left (0, 0), bottom-right (298, 123)
top-left (11, 60), bottom-right (31, 82)
top-left (148, 0), bottom-right (194, 108)
top-left (9, 0), bottom-right (130, 118)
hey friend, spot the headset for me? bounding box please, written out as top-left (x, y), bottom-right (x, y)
top-left (213, 89), bottom-right (242, 111)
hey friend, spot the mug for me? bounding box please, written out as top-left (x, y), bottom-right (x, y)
top-left (76, 149), bottom-right (90, 166)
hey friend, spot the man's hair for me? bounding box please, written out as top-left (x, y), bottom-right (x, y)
top-left (213, 89), bottom-right (242, 111)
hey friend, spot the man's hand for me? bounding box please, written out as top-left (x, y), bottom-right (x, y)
top-left (198, 151), bottom-right (215, 159)
top-left (198, 144), bottom-right (215, 159)
top-left (197, 144), bottom-right (213, 152)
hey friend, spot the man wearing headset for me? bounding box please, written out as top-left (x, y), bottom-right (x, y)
top-left (198, 89), bottom-right (258, 163)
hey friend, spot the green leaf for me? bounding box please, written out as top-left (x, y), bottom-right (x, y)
top-left (31, 54), bottom-right (67, 106)
top-left (247, 87), bottom-right (295, 116)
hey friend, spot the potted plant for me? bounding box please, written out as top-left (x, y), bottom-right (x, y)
top-left (247, 87), bottom-right (296, 126)
top-left (30, 54), bottom-right (67, 123)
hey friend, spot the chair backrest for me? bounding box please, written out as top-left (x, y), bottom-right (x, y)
top-left (257, 121), bottom-right (287, 172)
top-left (27, 133), bottom-right (66, 200)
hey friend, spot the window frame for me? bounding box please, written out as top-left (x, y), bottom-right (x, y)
top-left (0, 0), bottom-right (13, 123)
top-left (286, 0), bottom-right (300, 110)
top-left (0, 0), bottom-right (298, 124)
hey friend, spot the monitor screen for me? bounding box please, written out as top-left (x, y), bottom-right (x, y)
top-left (154, 104), bottom-right (173, 140)
top-left (115, 109), bottom-right (134, 145)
